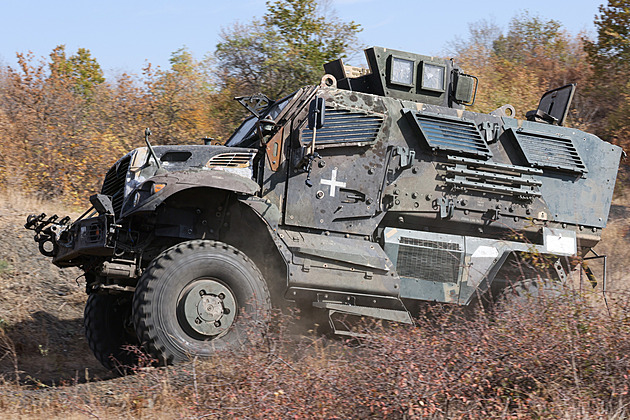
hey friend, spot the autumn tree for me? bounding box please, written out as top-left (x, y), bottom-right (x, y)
top-left (0, 46), bottom-right (122, 201)
top-left (448, 19), bottom-right (502, 68)
top-left (143, 48), bottom-right (218, 144)
top-left (0, 44), bottom-right (228, 201)
top-left (450, 13), bottom-right (590, 126)
top-left (1, 50), bottom-right (83, 198)
top-left (85, 71), bottom-right (151, 152)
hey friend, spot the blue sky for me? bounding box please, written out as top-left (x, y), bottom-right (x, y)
top-left (0, 0), bottom-right (605, 77)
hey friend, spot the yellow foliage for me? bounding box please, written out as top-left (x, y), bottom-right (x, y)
top-left (0, 48), bottom-right (223, 204)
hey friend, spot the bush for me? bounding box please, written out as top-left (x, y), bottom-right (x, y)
top-left (162, 289), bottom-right (630, 419)
top-left (3, 289), bottom-right (630, 419)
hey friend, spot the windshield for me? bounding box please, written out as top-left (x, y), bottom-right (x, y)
top-left (225, 94), bottom-right (294, 147)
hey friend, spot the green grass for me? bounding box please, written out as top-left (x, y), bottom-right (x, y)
top-left (0, 259), bottom-right (11, 276)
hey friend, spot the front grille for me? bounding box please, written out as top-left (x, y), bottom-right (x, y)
top-left (301, 108), bottom-right (383, 145)
top-left (101, 156), bottom-right (130, 218)
top-left (206, 152), bottom-right (254, 168)
top-left (397, 238), bottom-right (463, 283)
top-left (404, 110), bottom-right (492, 159)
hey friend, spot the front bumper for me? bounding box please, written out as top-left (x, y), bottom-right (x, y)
top-left (53, 215), bottom-right (115, 265)
top-left (26, 212), bottom-right (115, 267)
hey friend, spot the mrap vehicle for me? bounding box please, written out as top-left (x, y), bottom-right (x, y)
top-left (26, 47), bottom-right (622, 369)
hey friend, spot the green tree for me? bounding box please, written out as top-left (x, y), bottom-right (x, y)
top-left (144, 47), bottom-right (217, 144)
top-left (584, 1), bottom-right (630, 149)
top-left (69, 47), bottom-right (105, 97)
top-left (49, 45), bottom-right (105, 98)
top-left (493, 13), bottom-right (567, 64)
top-left (215, 0), bottom-right (362, 100)
top-left (586, 0), bottom-right (630, 67)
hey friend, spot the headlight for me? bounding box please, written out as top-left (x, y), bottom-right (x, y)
top-left (421, 62), bottom-right (446, 92)
top-left (390, 57), bottom-right (415, 86)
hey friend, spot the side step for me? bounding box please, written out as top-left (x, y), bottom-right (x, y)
top-left (312, 301), bottom-right (413, 337)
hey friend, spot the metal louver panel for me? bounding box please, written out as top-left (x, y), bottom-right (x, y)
top-left (404, 109), bottom-right (492, 159)
top-left (206, 152), bottom-right (255, 168)
top-left (397, 237), bottom-right (463, 284)
top-left (508, 128), bottom-right (587, 174)
top-left (301, 108), bottom-right (383, 145)
top-left (101, 156), bottom-right (131, 218)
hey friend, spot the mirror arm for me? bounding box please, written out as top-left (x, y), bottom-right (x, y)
top-left (144, 128), bottom-right (162, 170)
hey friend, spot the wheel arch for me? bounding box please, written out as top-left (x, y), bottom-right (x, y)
top-left (143, 186), bottom-right (288, 306)
top-left (483, 251), bottom-right (567, 303)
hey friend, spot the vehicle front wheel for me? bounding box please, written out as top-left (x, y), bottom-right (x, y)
top-left (132, 240), bottom-right (271, 365)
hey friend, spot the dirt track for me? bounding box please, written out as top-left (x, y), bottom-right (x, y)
top-left (0, 195), bottom-right (112, 385)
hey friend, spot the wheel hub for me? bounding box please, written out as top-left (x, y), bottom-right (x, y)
top-left (198, 294), bottom-right (224, 322)
top-left (180, 279), bottom-right (237, 337)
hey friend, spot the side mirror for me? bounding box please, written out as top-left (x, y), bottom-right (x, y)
top-left (526, 84), bottom-right (576, 126)
top-left (308, 97), bottom-right (325, 129)
top-left (453, 72), bottom-right (478, 106)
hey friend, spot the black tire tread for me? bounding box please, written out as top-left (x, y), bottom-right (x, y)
top-left (84, 293), bottom-right (138, 371)
top-left (132, 240), bottom-right (270, 364)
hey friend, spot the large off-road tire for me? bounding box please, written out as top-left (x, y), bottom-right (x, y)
top-left (84, 293), bottom-right (140, 372)
top-left (132, 240), bottom-right (271, 365)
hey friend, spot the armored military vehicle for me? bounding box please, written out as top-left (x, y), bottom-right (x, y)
top-left (26, 47), bottom-right (622, 369)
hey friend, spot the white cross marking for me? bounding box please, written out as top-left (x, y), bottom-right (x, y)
top-left (320, 168), bottom-right (346, 197)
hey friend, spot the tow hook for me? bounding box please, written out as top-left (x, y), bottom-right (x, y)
top-left (25, 213), bottom-right (71, 257)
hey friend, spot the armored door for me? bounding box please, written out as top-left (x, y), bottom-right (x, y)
top-left (284, 101), bottom-right (390, 235)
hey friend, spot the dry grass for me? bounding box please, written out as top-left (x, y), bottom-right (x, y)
top-left (3, 290), bottom-right (630, 419)
top-left (0, 192), bottom-right (111, 388)
top-left (0, 188), bottom-right (84, 220)
top-left (594, 191), bottom-right (630, 292)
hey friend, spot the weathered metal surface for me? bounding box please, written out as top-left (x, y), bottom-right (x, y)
top-left (279, 228), bottom-right (400, 297)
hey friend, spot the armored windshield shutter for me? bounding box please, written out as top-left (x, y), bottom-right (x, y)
top-left (404, 109), bottom-right (491, 159)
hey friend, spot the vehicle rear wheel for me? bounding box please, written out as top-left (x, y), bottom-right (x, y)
top-left (499, 278), bottom-right (562, 306)
top-left (132, 240), bottom-right (271, 365)
top-left (84, 293), bottom-right (140, 372)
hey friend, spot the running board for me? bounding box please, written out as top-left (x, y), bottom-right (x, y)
top-left (313, 301), bottom-right (413, 336)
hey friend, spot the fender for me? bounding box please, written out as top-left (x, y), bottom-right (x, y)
top-left (120, 170), bottom-right (261, 218)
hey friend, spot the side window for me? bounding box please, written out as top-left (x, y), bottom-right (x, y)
top-left (226, 95), bottom-right (294, 147)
